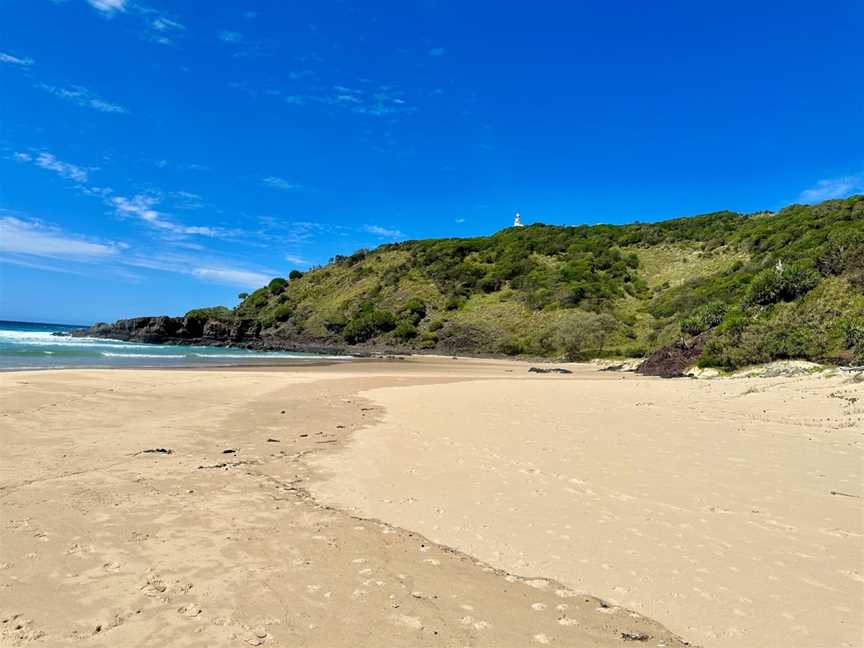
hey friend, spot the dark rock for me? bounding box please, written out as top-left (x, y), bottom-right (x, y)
top-left (637, 334), bottom-right (706, 378)
top-left (202, 319), bottom-right (229, 341)
top-left (621, 632), bottom-right (650, 641)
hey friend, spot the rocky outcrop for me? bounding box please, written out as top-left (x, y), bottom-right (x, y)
top-left (636, 334), bottom-right (706, 378)
top-left (74, 316), bottom-right (333, 354)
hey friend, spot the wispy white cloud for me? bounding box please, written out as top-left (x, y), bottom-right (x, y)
top-left (123, 250), bottom-right (276, 288)
top-left (15, 151), bottom-right (91, 183)
top-left (284, 254), bottom-right (311, 267)
top-left (191, 267), bottom-right (272, 287)
top-left (38, 83), bottom-right (127, 114)
top-left (281, 84), bottom-right (414, 117)
top-left (73, 1), bottom-right (184, 45)
top-left (0, 51), bottom-right (34, 67)
top-left (111, 194), bottom-right (219, 236)
top-left (261, 176), bottom-right (303, 191)
top-left (0, 215), bottom-right (120, 260)
top-left (363, 224), bottom-right (404, 238)
top-left (0, 214), bottom-right (274, 288)
top-left (144, 12), bottom-right (186, 44)
top-left (428, 47), bottom-right (445, 57)
top-left (14, 150), bottom-right (226, 239)
top-left (86, 0), bottom-right (127, 15)
top-left (798, 173), bottom-right (864, 203)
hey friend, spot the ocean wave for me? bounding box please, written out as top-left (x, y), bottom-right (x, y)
top-left (0, 331), bottom-right (183, 351)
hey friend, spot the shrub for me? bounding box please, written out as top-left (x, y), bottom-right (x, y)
top-left (400, 298), bottom-right (427, 324)
top-left (746, 263), bottom-right (819, 306)
top-left (394, 321), bottom-right (418, 340)
top-left (445, 295), bottom-right (465, 310)
top-left (842, 321), bottom-right (864, 364)
top-left (497, 338), bottom-right (524, 356)
top-left (268, 277), bottom-right (288, 294)
top-left (271, 302), bottom-right (293, 323)
top-left (681, 301), bottom-right (727, 336)
top-left (419, 332), bottom-right (438, 349)
top-left (185, 306), bottom-right (235, 322)
top-left (342, 303), bottom-right (396, 344)
top-left (554, 311), bottom-right (618, 361)
top-left (289, 270), bottom-right (304, 280)
top-left (323, 312), bottom-right (347, 334)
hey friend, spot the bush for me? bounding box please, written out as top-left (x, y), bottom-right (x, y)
top-left (323, 312), bottom-right (347, 334)
top-left (746, 263), bottom-right (819, 306)
top-left (842, 321), bottom-right (864, 364)
top-left (554, 311), bottom-right (617, 361)
top-left (400, 298), bottom-right (427, 325)
top-left (268, 277), bottom-right (288, 294)
top-left (445, 295), bottom-right (466, 310)
top-left (289, 270), bottom-right (304, 280)
top-left (342, 303), bottom-right (397, 344)
top-left (271, 302), bottom-right (293, 323)
top-left (394, 321), bottom-right (418, 341)
top-left (418, 332), bottom-right (438, 349)
top-left (185, 306), bottom-right (235, 322)
top-left (497, 338), bottom-right (524, 356)
top-left (681, 301), bottom-right (727, 336)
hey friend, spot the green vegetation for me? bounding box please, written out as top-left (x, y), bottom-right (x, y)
top-left (200, 196), bottom-right (863, 368)
top-left (184, 306), bottom-right (235, 322)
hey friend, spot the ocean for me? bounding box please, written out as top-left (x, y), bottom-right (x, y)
top-left (0, 320), bottom-right (350, 370)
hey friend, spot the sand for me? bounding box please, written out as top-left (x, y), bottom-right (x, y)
top-left (1, 359), bottom-right (861, 647)
top-left (0, 360), bottom-right (688, 647)
top-left (310, 364), bottom-right (864, 648)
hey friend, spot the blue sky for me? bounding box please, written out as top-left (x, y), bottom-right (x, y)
top-left (1, 0), bottom-right (862, 324)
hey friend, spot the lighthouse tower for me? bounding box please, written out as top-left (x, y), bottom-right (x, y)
top-left (513, 212), bottom-right (524, 227)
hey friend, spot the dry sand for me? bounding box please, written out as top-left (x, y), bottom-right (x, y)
top-left (0, 360), bottom-right (689, 647)
top-left (310, 364), bottom-right (864, 648)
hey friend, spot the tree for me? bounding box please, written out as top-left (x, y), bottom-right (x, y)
top-left (289, 270), bottom-right (304, 280)
top-left (554, 311), bottom-right (618, 360)
top-left (268, 277), bottom-right (288, 295)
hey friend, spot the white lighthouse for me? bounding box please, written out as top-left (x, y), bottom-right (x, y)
top-left (513, 212), bottom-right (524, 227)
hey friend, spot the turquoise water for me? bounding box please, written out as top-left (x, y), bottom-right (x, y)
top-left (0, 320), bottom-right (349, 370)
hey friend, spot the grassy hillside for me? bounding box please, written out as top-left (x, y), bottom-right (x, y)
top-left (197, 196), bottom-right (864, 369)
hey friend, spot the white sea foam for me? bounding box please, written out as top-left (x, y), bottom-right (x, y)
top-left (0, 330), bottom-right (168, 351)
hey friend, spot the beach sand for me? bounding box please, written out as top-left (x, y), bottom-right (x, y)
top-left (0, 359), bottom-right (861, 647)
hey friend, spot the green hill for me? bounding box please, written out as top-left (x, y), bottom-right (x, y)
top-left (198, 196), bottom-right (864, 369)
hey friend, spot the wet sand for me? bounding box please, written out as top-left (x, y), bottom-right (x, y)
top-left (0, 359), bottom-right (689, 647)
top-left (310, 365), bottom-right (864, 648)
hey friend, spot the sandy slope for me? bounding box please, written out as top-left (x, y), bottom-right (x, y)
top-left (310, 366), bottom-right (864, 648)
top-left (0, 361), bottom-right (688, 648)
